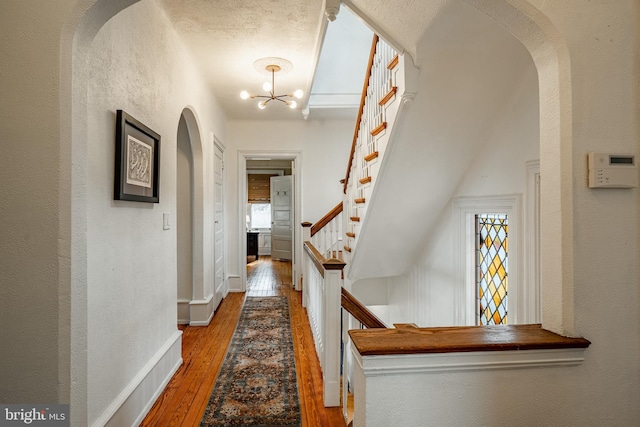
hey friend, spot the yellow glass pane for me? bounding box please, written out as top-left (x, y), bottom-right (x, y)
top-left (498, 264), bottom-right (506, 280)
top-left (493, 292), bottom-right (501, 306)
top-left (493, 311), bottom-right (502, 324)
top-left (489, 262), bottom-right (497, 277)
top-left (498, 284), bottom-right (506, 299)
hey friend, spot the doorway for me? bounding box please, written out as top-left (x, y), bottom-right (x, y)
top-left (240, 152), bottom-right (302, 292)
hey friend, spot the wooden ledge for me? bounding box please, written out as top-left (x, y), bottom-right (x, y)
top-left (354, 198), bottom-right (366, 204)
top-left (349, 324), bottom-right (590, 356)
top-left (364, 151), bottom-right (379, 162)
top-left (323, 258), bottom-right (346, 270)
top-left (378, 87), bottom-right (398, 106)
top-left (394, 323), bottom-right (419, 329)
top-left (387, 54), bottom-right (399, 70)
top-left (346, 232), bottom-right (356, 238)
top-left (359, 176), bottom-right (372, 185)
top-left (370, 122), bottom-right (387, 136)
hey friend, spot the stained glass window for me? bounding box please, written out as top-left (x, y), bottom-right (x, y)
top-left (476, 214), bottom-right (508, 325)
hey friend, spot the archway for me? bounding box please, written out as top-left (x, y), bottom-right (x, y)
top-left (459, 0), bottom-right (574, 336)
top-left (177, 114), bottom-right (194, 324)
top-left (177, 107), bottom-right (210, 325)
top-left (61, 1), bottom-right (573, 425)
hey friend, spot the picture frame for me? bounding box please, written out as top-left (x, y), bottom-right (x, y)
top-left (114, 110), bottom-right (161, 203)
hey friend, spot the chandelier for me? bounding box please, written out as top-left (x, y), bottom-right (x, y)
top-left (240, 57), bottom-right (303, 110)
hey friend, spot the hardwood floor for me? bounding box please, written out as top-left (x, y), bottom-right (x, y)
top-left (141, 256), bottom-right (346, 426)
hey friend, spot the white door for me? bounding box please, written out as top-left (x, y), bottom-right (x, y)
top-left (270, 175), bottom-right (293, 260)
top-left (213, 143), bottom-right (225, 308)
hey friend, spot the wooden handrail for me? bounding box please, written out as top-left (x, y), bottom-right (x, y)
top-left (344, 34), bottom-right (379, 194)
top-left (310, 202), bottom-right (343, 237)
top-left (349, 324), bottom-right (590, 356)
top-left (341, 287), bottom-right (387, 329)
top-left (303, 241), bottom-right (346, 278)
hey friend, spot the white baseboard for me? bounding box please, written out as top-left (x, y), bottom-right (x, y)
top-left (228, 275), bottom-right (241, 292)
top-left (93, 330), bottom-right (183, 427)
top-left (177, 299), bottom-right (190, 324)
top-left (189, 294), bottom-right (215, 326)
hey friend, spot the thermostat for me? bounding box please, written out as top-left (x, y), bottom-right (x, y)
top-left (588, 152), bottom-right (637, 188)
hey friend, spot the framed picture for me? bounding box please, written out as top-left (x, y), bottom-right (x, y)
top-left (114, 110), bottom-right (161, 203)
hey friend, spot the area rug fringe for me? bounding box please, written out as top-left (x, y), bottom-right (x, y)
top-left (200, 296), bottom-right (301, 426)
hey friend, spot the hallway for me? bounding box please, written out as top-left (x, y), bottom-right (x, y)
top-left (141, 257), bottom-right (345, 426)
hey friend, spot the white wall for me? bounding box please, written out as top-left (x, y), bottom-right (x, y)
top-left (347, 0), bottom-right (540, 281)
top-left (83, 1), bottom-right (226, 424)
top-left (0, 0), bottom-right (78, 404)
top-left (226, 119), bottom-right (353, 285)
top-left (350, 0), bottom-right (640, 424)
top-left (1, 0), bottom-right (638, 425)
top-left (384, 62), bottom-right (540, 327)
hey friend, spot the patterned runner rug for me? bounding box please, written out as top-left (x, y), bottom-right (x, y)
top-left (200, 296), bottom-right (301, 426)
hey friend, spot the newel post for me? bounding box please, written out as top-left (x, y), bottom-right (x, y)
top-left (301, 222), bottom-right (312, 304)
top-left (322, 257), bottom-right (346, 407)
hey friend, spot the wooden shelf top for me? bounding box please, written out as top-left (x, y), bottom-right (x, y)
top-left (349, 324), bottom-right (590, 356)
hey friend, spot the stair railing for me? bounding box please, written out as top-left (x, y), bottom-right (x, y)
top-left (300, 236), bottom-right (345, 408)
top-left (298, 31), bottom-right (403, 417)
top-left (342, 34), bottom-right (401, 265)
top-left (309, 202), bottom-right (343, 259)
top-left (340, 287), bottom-right (388, 424)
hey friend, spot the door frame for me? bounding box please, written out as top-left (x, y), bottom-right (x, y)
top-left (238, 150), bottom-right (302, 292)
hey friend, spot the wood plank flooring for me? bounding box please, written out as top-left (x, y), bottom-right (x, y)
top-left (141, 256), bottom-right (346, 426)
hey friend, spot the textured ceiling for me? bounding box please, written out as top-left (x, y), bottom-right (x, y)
top-left (157, 0), bottom-right (466, 121)
top-left (158, 0), bottom-right (326, 120)
top-left (344, 0), bottom-right (451, 62)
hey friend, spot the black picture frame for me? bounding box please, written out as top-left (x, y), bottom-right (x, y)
top-left (114, 110), bottom-right (161, 203)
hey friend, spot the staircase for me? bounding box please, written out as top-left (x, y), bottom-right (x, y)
top-left (300, 22), bottom-right (593, 427)
top-left (341, 35), bottom-right (419, 274)
top-left (300, 32), bottom-right (417, 417)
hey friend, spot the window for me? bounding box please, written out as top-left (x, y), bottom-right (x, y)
top-left (250, 203), bottom-right (271, 229)
top-left (476, 214), bottom-right (508, 325)
top-left (454, 195), bottom-right (521, 326)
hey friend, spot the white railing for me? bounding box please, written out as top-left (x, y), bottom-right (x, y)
top-left (339, 287), bottom-right (388, 424)
top-left (343, 35), bottom-right (409, 260)
top-left (301, 236), bottom-right (344, 407)
top-left (310, 203), bottom-right (343, 260)
top-left (299, 32), bottom-right (414, 418)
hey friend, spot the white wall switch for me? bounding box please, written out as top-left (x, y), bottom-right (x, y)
top-left (163, 213), bottom-right (170, 230)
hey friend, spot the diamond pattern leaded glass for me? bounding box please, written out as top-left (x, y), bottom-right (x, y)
top-left (476, 214), bottom-right (508, 325)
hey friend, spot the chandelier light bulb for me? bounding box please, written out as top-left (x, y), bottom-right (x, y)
top-left (241, 59), bottom-right (302, 111)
